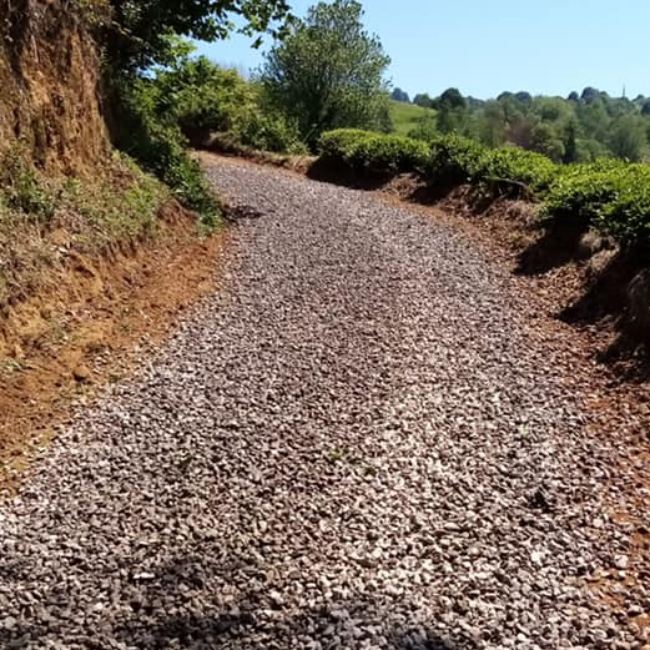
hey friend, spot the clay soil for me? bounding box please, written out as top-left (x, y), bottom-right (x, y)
top-left (0, 201), bottom-right (228, 493)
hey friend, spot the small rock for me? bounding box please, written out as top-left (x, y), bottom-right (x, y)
top-left (73, 364), bottom-right (92, 382)
top-left (614, 555), bottom-right (630, 570)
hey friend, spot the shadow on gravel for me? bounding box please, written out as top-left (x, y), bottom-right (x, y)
top-left (112, 606), bottom-right (470, 650)
top-left (0, 552), bottom-right (472, 649)
top-left (106, 557), bottom-right (473, 650)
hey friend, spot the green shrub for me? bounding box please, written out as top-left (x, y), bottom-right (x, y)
top-left (475, 147), bottom-right (559, 193)
top-left (234, 108), bottom-right (307, 155)
top-left (148, 57), bottom-right (253, 143)
top-left (113, 77), bottom-right (221, 227)
top-left (542, 159), bottom-right (650, 244)
top-left (0, 149), bottom-right (56, 223)
top-left (5, 168), bottom-right (56, 223)
top-left (424, 134), bottom-right (488, 185)
top-left (407, 118), bottom-right (439, 143)
top-left (318, 129), bottom-right (370, 160)
top-left (133, 54), bottom-right (308, 157)
top-left (319, 129), bottom-right (429, 174)
top-left (317, 128), bottom-right (650, 248)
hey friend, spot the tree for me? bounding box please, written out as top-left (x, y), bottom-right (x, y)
top-left (581, 87), bottom-right (601, 104)
top-left (533, 96), bottom-right (572, 124)
top-left (438, 87), bottom-right (466, 110)
top-left (436, 88), bottom-right (468, 134)
top-left (477, 100), bottom-right (507, 147)
top-left (105, 0), bottom-right (293, 72)
top-left (506, 114), bottom-right (538, 150)
top-left (562, 120), bottom-right (579, 164)
top-left (531, 122), bottom-right (564, 162)
top-left (514, 91), bottom-right (532, 106)
top-left (608, 114), bottom-right (648, 161)
top-left (261, 0), bottom-right (391, 147)
top-left (391, 88), bottom-right (410, 103)
top-left (413, 93), bottom-right (433, 108)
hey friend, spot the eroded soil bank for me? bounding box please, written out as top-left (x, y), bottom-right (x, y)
top-left (0, 202), bottom-right (227, 490)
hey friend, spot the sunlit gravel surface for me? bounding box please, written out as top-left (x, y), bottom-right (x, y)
top-left (0, 157), bottom-right (640, 650)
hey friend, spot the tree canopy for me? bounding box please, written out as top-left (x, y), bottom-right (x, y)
top-left (104, 0), bottom-right (293, 71)
top-left (403, 85), bottom-right (650, 163)
top-left (260, 0), bottom-right (391, 147)
top-left (391, 88), bottom-right (410, 103)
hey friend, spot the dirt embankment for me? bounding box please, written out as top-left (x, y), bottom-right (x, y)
top-left (0, 2), bottom-right (227, 490)
top-left (0, 201), bottom-right (227, 490)
top-left (0, 0), bottom-right (109, 175)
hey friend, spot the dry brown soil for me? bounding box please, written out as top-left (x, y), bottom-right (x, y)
top-left (0, 201), bottom-right (228, 493)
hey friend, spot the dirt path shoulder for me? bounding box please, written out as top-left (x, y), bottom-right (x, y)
top-left (0, 201), bottom-right (228, 492)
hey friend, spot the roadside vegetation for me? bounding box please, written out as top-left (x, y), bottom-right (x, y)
top-left (0, 147), bottom-right (168, 307)
top-left (318, 128), bottom-right (650, 250)
top-left (6, 0), bottom-right (650, 278)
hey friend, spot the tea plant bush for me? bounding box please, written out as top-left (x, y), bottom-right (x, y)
top-left (318, 128), bottom-right (650, 248)
top-left (319, 130), bottom-right (429, 174)
top-left (425, 134), bottom-right (487, 185)
top-left (542, 160), bottom-right (650, 245)
top-left (475, 147), bottom-right (559, 193)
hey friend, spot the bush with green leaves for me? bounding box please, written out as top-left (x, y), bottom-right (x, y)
top-left (424, 134), bottom-right (488, 185)
top-left (0, 154), bottom-right (56, 224)
top-left (148, 55), bottom-right (254, 144)
top-left (112, 48), bottom-right (308, 225)
top-left (136, 53), bottom-right (306, 154)
top-left (474, 147), bottom-right (559, 193)
top-left (542, 160), bottom-right (650, 245)
top-left (318, 127), bottom-right (650, 248)
top-left (234, 106), bottom-right (307, 154)
top-left (114, 77), bottom-right (221, 227)
top-left (319, 129), bottom-right (429, 174)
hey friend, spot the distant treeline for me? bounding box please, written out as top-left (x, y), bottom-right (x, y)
top-left (390, 87), bottom-right (650, 163)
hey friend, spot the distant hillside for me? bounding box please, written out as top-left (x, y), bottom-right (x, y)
top-left (388, 100), bottom-right (436, 136)
top-left (402, 86), bottom-right (650, 163)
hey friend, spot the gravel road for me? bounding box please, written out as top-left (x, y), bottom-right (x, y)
top-left (0, 156), bottom-right (642, 649)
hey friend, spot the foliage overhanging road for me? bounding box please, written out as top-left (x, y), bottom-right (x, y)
top-left (0, 156), bottom-right (639, 650)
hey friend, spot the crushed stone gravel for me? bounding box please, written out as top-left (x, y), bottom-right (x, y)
top-left (0, 156), bottom-right (644, 650)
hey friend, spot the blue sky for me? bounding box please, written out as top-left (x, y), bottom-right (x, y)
top-left (196, 0), bottom-right (649, 100)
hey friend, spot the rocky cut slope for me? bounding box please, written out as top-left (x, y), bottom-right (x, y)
top-left (0, 0), bottom-right (109, 174)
